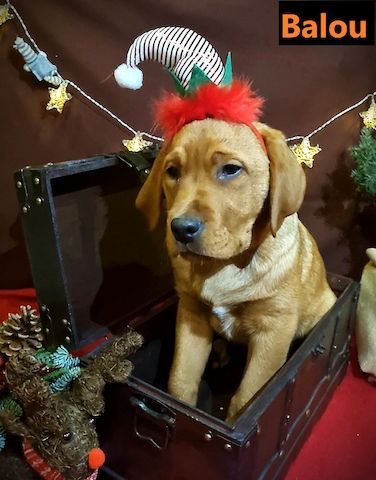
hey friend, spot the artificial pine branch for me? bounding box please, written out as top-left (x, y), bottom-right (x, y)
top-left (35, 346), bottom-right (79, 369)
top-left (0, 395), bottom-right (23, 451)
top-left (34, 348), bottom-right (55, 365)
top-left (0, 396), bottom-right (23, 417)
top-left (50, 367), bottom-right (81, 393)
top-left (50, 346), bottom-right (80, 369)
top-left (43, 367), bottom-right (72, 382)
top-left (35, 348), bottom-right (81, 391)
top-left (0, 428), bottom-right (5, 451)
top-left (350, 127), bottom-right (376, 199)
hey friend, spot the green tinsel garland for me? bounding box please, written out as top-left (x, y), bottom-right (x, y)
top-left (350, 127), bottom-right (376, 199)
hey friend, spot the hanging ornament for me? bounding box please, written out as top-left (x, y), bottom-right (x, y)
top-left (0, 4), bottom-right (13, 26)
top-left (13, 37), bottom-right (63, 85)
top-left (122, 132), bottom-right (153, 152)
top-left (46, 81), bottom-right (72, 113)
top-left (290, 137), bottom-right (322, 168)
top-left (360, 96), bottom-right (376, 130)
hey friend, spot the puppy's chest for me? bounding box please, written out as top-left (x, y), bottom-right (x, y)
top-left (199, 266), bottom-right (257, 341)
top-left (210, 306), bottom-right (237, 340)
top-left (199, 262), bottom-right (257, 307)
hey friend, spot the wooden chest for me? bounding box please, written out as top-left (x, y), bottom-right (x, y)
top-left (15, 152), bottom-right (359, 480)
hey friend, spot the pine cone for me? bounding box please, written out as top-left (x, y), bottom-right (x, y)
top-left (0, 306), bottom-right (44, 357)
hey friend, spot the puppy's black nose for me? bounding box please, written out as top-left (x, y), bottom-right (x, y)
top-left (171, 217), bottom-right (203, 244)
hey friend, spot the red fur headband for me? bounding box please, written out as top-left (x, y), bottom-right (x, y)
top-left (154, 80), bottom-right (265, 148)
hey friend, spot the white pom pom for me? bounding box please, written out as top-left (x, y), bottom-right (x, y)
top-left (114, 64), bottom-right (143, 89)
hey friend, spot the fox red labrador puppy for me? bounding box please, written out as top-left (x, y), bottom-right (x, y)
top-left (136, 119), bottom-right (336, 421)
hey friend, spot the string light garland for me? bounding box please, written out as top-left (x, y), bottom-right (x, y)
top-left (287, 92), bottom-right (376, 167)
top-left (290, 137), bottom-right (322, 168)
top-left (122, 133), bottom-right (153, 152)
top-left (3, 1), bottom-right (376, 158)
top-left (46, 81), bottom-right (72, 114)
top-left (0, 3), bottom-right (13, 25)
top-left (359, 96), bottom-right (376, 130)
top-left (5, 1), bottom-right (162, 141)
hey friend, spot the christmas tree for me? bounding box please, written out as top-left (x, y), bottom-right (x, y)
top-left (350, 128), bottom-right (376, 199)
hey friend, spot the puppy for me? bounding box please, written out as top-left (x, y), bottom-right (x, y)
top-left (136, 119), bottom-right (336, 421)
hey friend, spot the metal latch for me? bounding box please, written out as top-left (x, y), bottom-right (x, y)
top-left (116, 145), bottom-right (160, 182)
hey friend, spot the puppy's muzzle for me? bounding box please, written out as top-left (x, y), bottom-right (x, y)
top-left (171, 217), bottom-right (203, 244)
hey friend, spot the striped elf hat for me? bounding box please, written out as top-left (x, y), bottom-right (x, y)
top-left (114, 26), bottom-right (232, 95)
top-left (114, 26), bottom-right (264, 141)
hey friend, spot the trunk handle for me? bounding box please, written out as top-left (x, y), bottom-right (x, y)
top-left (130, 396), bottom-right (176, 450)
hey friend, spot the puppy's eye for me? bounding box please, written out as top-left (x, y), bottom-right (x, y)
top-left (218, 163), bottom-right (243, 180)
top-left (165, 166), bottom-right (180, 180)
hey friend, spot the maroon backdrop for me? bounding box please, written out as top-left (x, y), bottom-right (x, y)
top-left (0, 0), bottom-right (375, 288)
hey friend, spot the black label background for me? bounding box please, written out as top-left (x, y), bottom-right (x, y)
top-left (279, 1), bottom-right (375, 45)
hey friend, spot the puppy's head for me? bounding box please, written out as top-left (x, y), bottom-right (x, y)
top-left (136, 119), bottom-right (306, 260)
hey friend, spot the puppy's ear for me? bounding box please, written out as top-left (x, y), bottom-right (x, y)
top-left (257, 123), bottom-right (306, 236)
top-left (135, 145), bottom-right (168, 230)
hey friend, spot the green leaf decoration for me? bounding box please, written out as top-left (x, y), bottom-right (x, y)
top-left (167, 68), bottom-right (187, 96)
top-left (350, 127), bottom-right (376, 199)
top-left (166, 52), bottom-right (233, 96)
top-left (186, 64), bottom-right (213, 94)
top-left (220, 52), bottom-right (233, 87)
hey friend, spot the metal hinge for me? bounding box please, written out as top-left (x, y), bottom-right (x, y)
top-left (115, 145), bottom-right (159, 182)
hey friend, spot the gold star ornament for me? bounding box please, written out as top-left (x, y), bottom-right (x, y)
top-left (122, 132), bottom-right (153, 152)
top-left (46, 81), bottom-right (72, 114)
top-left (360, 97), bottom-right (376, 130)
top-left (0, 5), bottom-right (13, 25)
top-left (290, 137), bottom-right (321, 168)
